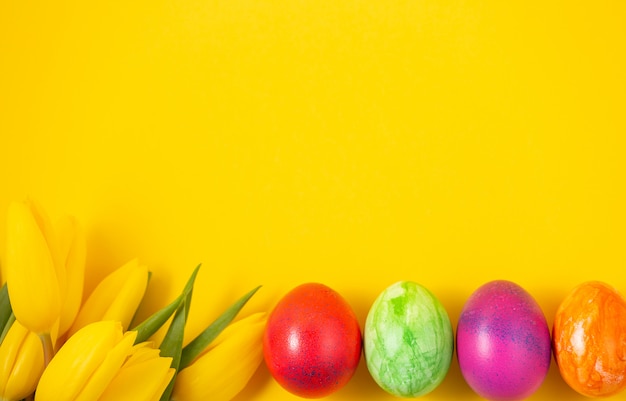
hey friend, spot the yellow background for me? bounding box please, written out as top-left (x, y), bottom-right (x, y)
top-left (1, 1), bottom-right (625, 400)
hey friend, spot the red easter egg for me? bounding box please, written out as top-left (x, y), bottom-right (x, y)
top-left (263, 283), bottom-right (362, 398)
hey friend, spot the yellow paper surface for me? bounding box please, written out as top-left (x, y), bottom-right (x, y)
top-left (1, 1), bottom-right (625, 400)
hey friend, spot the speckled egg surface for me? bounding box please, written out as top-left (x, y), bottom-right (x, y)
top-left (364, 281), bottom-right (453, 398)
top-left (263, 282), bottom-right (362, 398)
top-left (553, 281), bottom-right (626, 398)
top-left (456, 280), bottom-right (551, 401)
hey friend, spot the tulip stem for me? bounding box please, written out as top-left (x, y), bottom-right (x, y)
top-left (39, 332), bottom-right (55, 367)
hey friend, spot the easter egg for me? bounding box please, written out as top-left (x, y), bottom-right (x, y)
top-left (553, 281), bottom-right (626, 397)
top-left (456, 280), bottom-right (551, 401)
top-left (263, 283), bottom-right (362, 398)
top-left (364, 281), bottom-right (453, 397)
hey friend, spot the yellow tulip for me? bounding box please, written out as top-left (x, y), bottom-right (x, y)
top-left (0, 321), bottom-right (45, 401)
top-left (35, 321), bottom-right (134, 401)
top-left (5, 199), bottom-right (63, 335)
top-left (68, 259), bottom-right (148, 337)
top-left (172, 312), bottom-right (267, 401)
top-left (35, 321), bottom-right (173, 401)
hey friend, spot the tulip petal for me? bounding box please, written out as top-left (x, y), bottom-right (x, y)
top-left (25, 199), bottom-right (63, 271)
top-left (56, 216), bottom-right (86, 339)
top-left (204, 312), bottom-right (267, 353)
top-left (0, 320), bottom-right (24, 395)
top-left (102, 264), bottom-right (148, 329)
top-left (124, 343), bottom-right (162, 366)
top-left (0, 321), bottom-right (44, 400)
top-left (99, 356), bottom-right (175, 401)
top-left (69, 259), bottom-right (148, 336)
top-left (35, 321), bottom-right (125, 401)
top-left (74, 331), bottom-right (137, 401)
top-left (6, 201), bottom-right (61, 334)
top-left (122, 343), bottom-right (175, 401)
top-left (3, 323), bottom-right (44, 400)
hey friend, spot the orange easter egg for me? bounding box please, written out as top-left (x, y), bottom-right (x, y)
top-left (553, 281), bottom-right (626, 397)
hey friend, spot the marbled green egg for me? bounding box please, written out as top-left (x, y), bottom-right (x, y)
top-left (364, 281), bottom-right (453, 398)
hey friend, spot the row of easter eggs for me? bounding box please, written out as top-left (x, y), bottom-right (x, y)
top-left (262, 280), bottom-right (626, 400)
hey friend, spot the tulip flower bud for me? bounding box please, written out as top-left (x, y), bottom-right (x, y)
top-left (5, 200), bottom-right (63, 335)
top-left (172, 312), bottom-right (267, 401)
top-left (68, 259), bottom-right (148, 337)
top-left (35, 320), bottom-right (173, 401)
top-left (35, 321), bottom-right (136, 401)
top-left (0, 321), bottom-right (45, 401)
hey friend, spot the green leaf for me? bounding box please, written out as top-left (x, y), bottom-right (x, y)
top-left (0, 283), bottom-right (12, 340)
top-left (132, 265), bottom-right (200, 344)
top-left (179, 285), bottom-right (261, 370)
top-left (159, 298), bottom-right (187, 401)
top-left (158, 267), bottom-right (198, 401)
top-left (0, 313), bottom-right (15, 345)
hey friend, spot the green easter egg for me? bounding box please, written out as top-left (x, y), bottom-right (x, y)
top-left (364, 281), bottom-right (453, 397)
